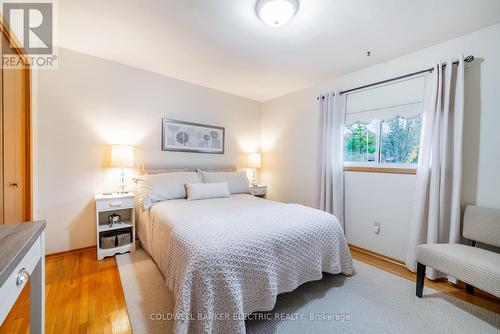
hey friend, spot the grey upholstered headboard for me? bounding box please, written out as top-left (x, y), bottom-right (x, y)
top-left (140, 164), bottom-right (237, 175)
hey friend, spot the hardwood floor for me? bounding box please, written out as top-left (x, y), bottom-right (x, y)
top-left (0, 248), bottom-right (131, 334)
top-left (1, 246), bottom-right (498, 333)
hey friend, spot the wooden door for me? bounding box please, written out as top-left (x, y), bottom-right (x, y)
top-left (1, 28), bottom-right (31, 224)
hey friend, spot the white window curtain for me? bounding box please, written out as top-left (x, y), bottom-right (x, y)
top-left (405, 56), bottom-right (465, 279)
top-left (318, 92), bottom-right (346, 228)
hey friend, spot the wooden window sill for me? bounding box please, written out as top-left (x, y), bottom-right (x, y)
top-left (344, 166), bottom-right (416, 175)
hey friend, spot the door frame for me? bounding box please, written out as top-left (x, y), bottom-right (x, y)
top-left (0, 19), bottom-right (32, 222)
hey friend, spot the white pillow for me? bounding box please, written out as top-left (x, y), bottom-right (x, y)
top-left (134, 172), bottom-right (201, 209)
top-left (186, 182), bottom-right (230, 201)
top-left (198, 170), bottom-right (250, 194)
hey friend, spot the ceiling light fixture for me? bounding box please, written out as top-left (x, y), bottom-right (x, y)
top-left (256, 0), bottom-right (299, 27)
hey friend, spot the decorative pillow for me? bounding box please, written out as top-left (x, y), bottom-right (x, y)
top-left (186, 182), bottom-right (230, 201)
top-left (134, 172), bottom-right (201, 209)
top-left (198, 170), bottom-right (250, 195)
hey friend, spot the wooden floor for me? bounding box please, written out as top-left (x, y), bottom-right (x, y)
top-left (0, 248), bottom-right (131, 334)
top-left (1, 246), bottom-right (498, 334)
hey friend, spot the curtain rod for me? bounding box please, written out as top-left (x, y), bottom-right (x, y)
top-left (317, 55), bottom-right (474, 100)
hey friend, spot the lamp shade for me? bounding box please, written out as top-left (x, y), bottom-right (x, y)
top-left (110, 145), bottom-right (134, 168)
top-left (248, 152), bottom-right (261, 168)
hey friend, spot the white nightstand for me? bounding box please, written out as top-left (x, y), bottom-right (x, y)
top-left (95, 192), bottom-right (136, 260)
top-left (250, 185), bottom-right (267, 199)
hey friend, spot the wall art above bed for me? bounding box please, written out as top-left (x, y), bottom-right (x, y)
top-left (162, 119), bottom-right (225, 154)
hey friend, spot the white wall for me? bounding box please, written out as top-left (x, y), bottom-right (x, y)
top-left (35, 48), bottom-right (261, 254)
top-left (260, 23), bottom-right (500, 261)
top-left (344, 172), bottom-right (416, 260)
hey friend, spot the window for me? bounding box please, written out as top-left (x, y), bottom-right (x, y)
top-left (380, 116), bottom-right (421, 164)
top-left (344, 121), bottom-right (377, 162)
top-left (343, 75), bottom-right (425, 168)
top-left (344, 116), bottom-right (422, 165)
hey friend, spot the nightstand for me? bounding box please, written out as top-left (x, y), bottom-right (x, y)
top-left (250, 185), bottom-right (267, 199)
top-left (95, 192), bottom-right (136, 260)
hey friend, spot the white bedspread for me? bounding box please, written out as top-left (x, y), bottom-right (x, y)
top-left (140, 195), bottom-right (353, 334)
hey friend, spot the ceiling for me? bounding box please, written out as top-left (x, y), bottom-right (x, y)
top-left (57, 0), bottom-right (500, 101)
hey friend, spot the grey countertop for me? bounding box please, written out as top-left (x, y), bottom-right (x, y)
top-left (0, 221), bottom-right (46, 287)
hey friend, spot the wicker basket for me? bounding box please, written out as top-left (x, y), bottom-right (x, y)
top-left (116, 232), bottom-right (131, 246)
top-left (100, 235), bottom-right (116, 249)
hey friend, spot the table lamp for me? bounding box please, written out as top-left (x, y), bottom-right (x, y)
top-left (110, 144), bottom-right (134, 193)
top-left (248, 152), bottom-right (261, 186)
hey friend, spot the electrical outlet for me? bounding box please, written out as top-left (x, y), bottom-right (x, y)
top-left (373, 222), bottom-right (381, 234)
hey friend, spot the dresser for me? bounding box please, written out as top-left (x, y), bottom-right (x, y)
top-left (0, 221), bottom-right (46, 333)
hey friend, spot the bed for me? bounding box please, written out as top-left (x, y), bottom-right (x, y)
top-left (136, 166), bottom-right (353, 334)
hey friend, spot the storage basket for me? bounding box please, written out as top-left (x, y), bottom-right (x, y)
top-left (116, 232), bottom-right (131, 246)
top-left (100, 235), bottom-right (116, 249)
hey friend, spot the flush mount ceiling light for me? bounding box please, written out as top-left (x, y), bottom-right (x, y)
top-left (256, 0), bottom-right (299, 27)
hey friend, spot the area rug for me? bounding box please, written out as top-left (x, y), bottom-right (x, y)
top-left (116, 249), bottom-right (499, 334)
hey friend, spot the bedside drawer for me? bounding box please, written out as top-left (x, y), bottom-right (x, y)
top-left (97, 197), bottom-right (134, 211)
top-left (251, 187), bottom-right (266, 196)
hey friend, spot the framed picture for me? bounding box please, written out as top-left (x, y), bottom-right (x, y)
top-left (162, 119), bottom-right (225, 154)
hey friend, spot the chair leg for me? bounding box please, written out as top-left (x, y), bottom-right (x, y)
top-left (416, 262), bottom-right (426, 298)
top-left (466, 284), bottom-right (475, 295)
